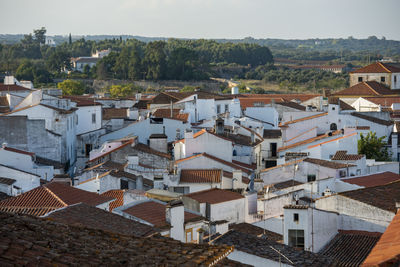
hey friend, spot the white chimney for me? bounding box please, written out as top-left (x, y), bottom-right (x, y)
top-left (4, 76), bottom-right (16, 85)
top-left (184, 129), bottom-right (193, 140)
top-left (166, 200), bottom-right (185, 242)
top-left (232, 170), bottom-right (242, 189)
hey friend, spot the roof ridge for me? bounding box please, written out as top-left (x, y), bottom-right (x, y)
top-left (44, 185), bottom-right (68, 207)
top-left (378, 62), bottom-right (391, 73)
top-left (364, 81), bottom-right (380, 95)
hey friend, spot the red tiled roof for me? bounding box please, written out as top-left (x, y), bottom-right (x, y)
top-left (339, 180), bottom-right (400, 212)
top-left (222, 171), bottom-right (250, 184)
top-left (101, 189), bottom-right (124, 211)
top-left (102, 108), bottom-right (128, 120)
top-left (278, 130), bottom-right (342, 152)
top-left (0, 83), bottom-right (32, 92)
top-left (153, 108), bottom-right (189, 122)
top-left (238, 93), bottom-right (320, 103)
top-left (342, 171), bottom-right (400, 188)
top-left (362, 212), bottom-right (400, 266)
top-left (184, 188), bottom-right (244, 204)
top-left (175, 153), bottom-right (252, 175)
top-left (362, 96), bottom-right (400, 107)
top-left (2, 146), bottom-right (35, 157)
top-left (133, 143), bottom-right (172, 159)
top-left (260, 159), bottom-right (304, 172)
top-left (321, 230), bottom-right (382, 267)
top-left (89, 139), bottom-right (134, 162)
top-left (351, 112), bottom-right (393, 126)
top-left (62, 95), bottom-right (101, 107)
top-left (332, 81), bottom-right (395, 96)
top-left (304, 157), bottom-right (355, 169)
top-left (0, 182), bottom-right (113, 216)
top-left (180, 169), bottom-right (222, 183)
top-left (331, 150), bottom-right (364, 161)
top-left (279, 112), bottom-right (328, 126)
top-left (123, 201), bottom-right (202, 227)
top-left (239, 97), bottom-right (285, 109)
top-left (350, 62), bottom-right (400, 73)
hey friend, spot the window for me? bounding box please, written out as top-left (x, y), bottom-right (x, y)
top-left (216, 105), bottom-right (221, 114)
top-left (330, 123), bottom-right (337, 131)
top-left (75, 114), bottom-right (78, 125)
top-left (270, 143), bottom-right (277, 157)
top-left (92, 113), bottom-right (96, 123)
top-left (294, 213), bottom-right (299, 222)
top-left (85, 144), bottom-right (92, 157)
top-left (331, 106), bottom-right (335, 110)
top-left (67, 118), bottom-right (69, 131)
top-left (395, 76), bottom-right (397, 83)
top-left (233, 150), bottom-right (237, 156)
top-left (288, 230), bottom-right (304, 249)
top-left (224, 104), bottom-right (229, 112)
top-left (358, 77), bottom-right (363, 82)
top-left (185, 228), bottom-right (193, 243)
top-left (381, 76), bottom-right (386, 82)
top-left (307, 174), bottom-right (316, 182)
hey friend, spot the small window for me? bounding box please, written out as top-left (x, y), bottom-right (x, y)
top-left (288, 229), bottom-right (304, 249)
top-left (224, 104), bottom-right (229, 112)
top-left (358, 77), bottom-right (363, 82)
top-left (381, 76), bottom-right (385, 82)
top-left (331, 106), bottom-right (335, 110)
top-left (307, 174), bottom-right (316, 182)
top-left (92, 113), bottom-right (96, 123)
top-left (395, 76), bottom-right (397, 83)
top-left (216, 104), bottom-right (221, 114)
top-left (294, 213), bottom-right (299, 222)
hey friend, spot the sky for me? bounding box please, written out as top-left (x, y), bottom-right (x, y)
top-left (1, 0), bottom-right (400, 40)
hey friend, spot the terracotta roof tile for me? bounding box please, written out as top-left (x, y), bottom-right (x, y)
top-left (102, 108), bottom-right (128, 120)
top-left (214, 230), bottom-right (334, 266)
top-left (351, 112), bottom-right (393, 126)
top-left (342, 171), bottom-right (400, 188)
top-left (332, 81), bottom-right (395, 96)
top-left (350, 62), bottom-right (400, 73)
top-left (304, 157), bottom-right (355, 169)
top-left (133, 143), bottom-right (172, 159)
top-left (2, 146), bottom-right (35, 157)
top-left (180, 169), bottom-right (222, 184)
top-left (362, 212), bottom-right (400, 266)
top-left (222, 171), bottom-right (250, 184)
top-left (0, 177), bottom-right (16, 185)
top-left (0, 182), bottom-right (113, 216)
top-left (263, 129), bottom-right (282, 138)
top-left (269, 180), bottom-right (303, 190)
top-left (184, 188), bottom-right (244, 204)
top-left (321, 230), bottom-right (382, 267)
top-left (153, 108), bottom-right (189, 122)
top-left (101, 189), bottom-right (125, 211)
top-left (339, 180), bottom-right (400, 212)
top-left (331, 150), bottom-right (364, 161)
top-left (238, 97), bottom-right (285, 109)
top-left (278, 130), bottom-right (342, 152)
top-left (0, 212), bottom-right (232, 266)
top-left (0, 83), bottom-right (33, 92)
top-left (46, 203), bottom-right (156, 237)
top-left (362, 96), bottom-right (400, 107)
top-left (62, 95), bottom-right (101, 107)
top-left (122, 200), bottom-right (203, 227)
top-left (279, 112), bottom-right (328, 126)
top-left (276, 101), bottom-right (307, 111)
top-left (229, 223), bottom-right (283, 242)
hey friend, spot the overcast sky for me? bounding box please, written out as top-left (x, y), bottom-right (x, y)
top-left (1, 0), bottom-right (399, 40)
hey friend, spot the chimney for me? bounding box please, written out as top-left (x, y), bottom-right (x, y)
top-left (184, 129), bottom-right (193, 140)
top-left (251, 131), bottom-right (255, 144)
top-left (232, 170), bottom-right (242, 189)
top-left (215, 117), bottom-right (224, 135)
top-left (197, 228), bottom-right (205, 244)
top-left (166, 200), bottom-right (185, 242)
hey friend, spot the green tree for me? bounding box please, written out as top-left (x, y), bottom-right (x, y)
top-left (58, 79), bottom-right (85, 95)
top-left (144, 41), bottom-right (166, 80)
top-left (109, 84), bottom-right (134, 98)
top-left (34, 27), bottom-right (46, 45)
top-left (358, 132), bottom-right (391, 161)
top-left (15, 60), bottom-right (35, 81)
top-left (181, 85), bottom-right (196, 92)
top-left (68, 33), bottom-right (72, 45)
top-left (46, 50), bottom-right (71, 72)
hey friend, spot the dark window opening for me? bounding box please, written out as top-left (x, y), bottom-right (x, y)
top-left (85, 144), bottom-right (93, 157)
top-left (307, 174), bottom-right (316, 182)
top-left (381, 76), bottom-right (385, 82)
top-left (265, 160), bottom-right (277, 168)
top-left (330, 123), bottom-right (337, 131)
top-left (289, 230), bottom-right (304, 249)
top-left (121, 179), bottom-right (129, 189)
top-left (294, 213), bottom-right (299, 222)
top-left (358, 77), bottom-right (363, 82)
top-left (270, 143), bottom-right (277, 157)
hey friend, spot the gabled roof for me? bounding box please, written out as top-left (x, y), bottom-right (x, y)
top-left (184, 188), bottom-right (244, 204)
top-left (0, 177), bottom-right (16, 185)
top-left (229, 223), bottom-right (283, 242)
top-left (152, 108), bottom-right (189, 122)
top-left (0, 212), bottom-right (232, 266)
top-left (331, 150), bottom-right (364, 161)
top-left (339, 180), bottom-right (400, 212)
top-left (351, 112), bottom-right (393, 126)
top-left (362, 212), bottom-right (400, 266)
top-left (363, 96), bottom-right (400, 107)
top-left (0, 182), bottom-right (113, 216)
top-left (213, 230), bottom-right (334, 266)
top-left (133, 143), bottom-right (172, 159)
top-left (320, 230), bottom-right (382, 267)
top-left (101, 189), bottom-right (125, 211)
top-left (350, 62), bottom-right (400, 73)
top-left (263, 129), bottom-right (282, 138)
top-left (279, 112), bottom-right (328, 126)
top-left (238, 97), bottom-right (285, 109)
top-left (342, 171), bottom-right (400, 188)
top-left (332, 81), bottom-right (395, 96)
top-left (102, 108), bottom-right (128, 120)
top-left (180, 169), bottom-right (222, 184)
top-left (304, 158), bottom-right (354, 169)
top-left (122, 200), bottom-right (203, 227)
top-left (62, 95), bottom-right (101, 107)
top-left (175, 153), bottom-right (253, 175)
top-left (278, 130), bottom-right (342, 152)
top-left (46, 203), bottom-right (156, 237)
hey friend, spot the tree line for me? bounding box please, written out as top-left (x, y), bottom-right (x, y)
top-left (0, 28), bottom-right (273, 86)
